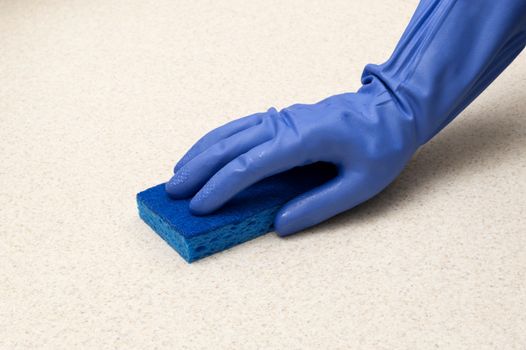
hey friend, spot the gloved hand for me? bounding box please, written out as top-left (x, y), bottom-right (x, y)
top-left (167, 0), bottom-right (526, 236)
top-left (166, 82), bottom-right (417, 236)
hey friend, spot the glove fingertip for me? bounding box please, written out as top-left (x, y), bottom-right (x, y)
top-left (274, 208), bottom-right (302, 237)
top-left (165, 170), bottom-right (191, 198)
top-left (188, 196), bottom-right (211, 216)
top-left (188, 181), bottom-right (220, 216)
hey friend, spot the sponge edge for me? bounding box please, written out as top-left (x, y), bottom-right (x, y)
top-left (137, 163), bottom-right (337, 263)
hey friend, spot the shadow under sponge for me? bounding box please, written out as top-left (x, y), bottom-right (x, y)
top-left (137, 163), bottom-right (336, 263)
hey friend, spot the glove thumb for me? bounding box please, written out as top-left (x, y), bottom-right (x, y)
top-left (274, 176), bottom-right (357, 237)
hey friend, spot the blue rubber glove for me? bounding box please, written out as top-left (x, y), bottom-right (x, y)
top-left (167, 0), bottom-right (526, 236)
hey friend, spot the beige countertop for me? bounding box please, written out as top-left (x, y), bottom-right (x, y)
top-left (1, 0), bottom-right (525, 348)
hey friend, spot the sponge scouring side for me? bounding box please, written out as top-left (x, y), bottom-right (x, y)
top-left (136, 163), bottom-right (336, 263)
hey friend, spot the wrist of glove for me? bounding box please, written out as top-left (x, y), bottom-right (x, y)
top-left (166, 77), bottom-right (418, 236)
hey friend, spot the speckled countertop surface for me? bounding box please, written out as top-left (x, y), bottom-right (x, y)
top-left (1, 0), bottom-right (525, 348)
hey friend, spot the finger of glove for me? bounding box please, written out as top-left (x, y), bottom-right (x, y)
top-left (274, 174), bottom-right (369, 236)
top-left (189, 138), bottom-right (300, 215)
top-left (166, 123), bottom-right (273, 198)
top-left (173, 112), bottom-right (264, 173)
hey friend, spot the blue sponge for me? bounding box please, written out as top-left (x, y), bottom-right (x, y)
top-left (137, 163), bottom-right (336, 262)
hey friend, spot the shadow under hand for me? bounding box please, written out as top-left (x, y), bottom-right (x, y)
top-left (291, 109), bottom-right (525, 237)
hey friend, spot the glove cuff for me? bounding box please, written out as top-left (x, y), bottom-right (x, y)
top-left (360, 0), bottom-right (526, 146)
